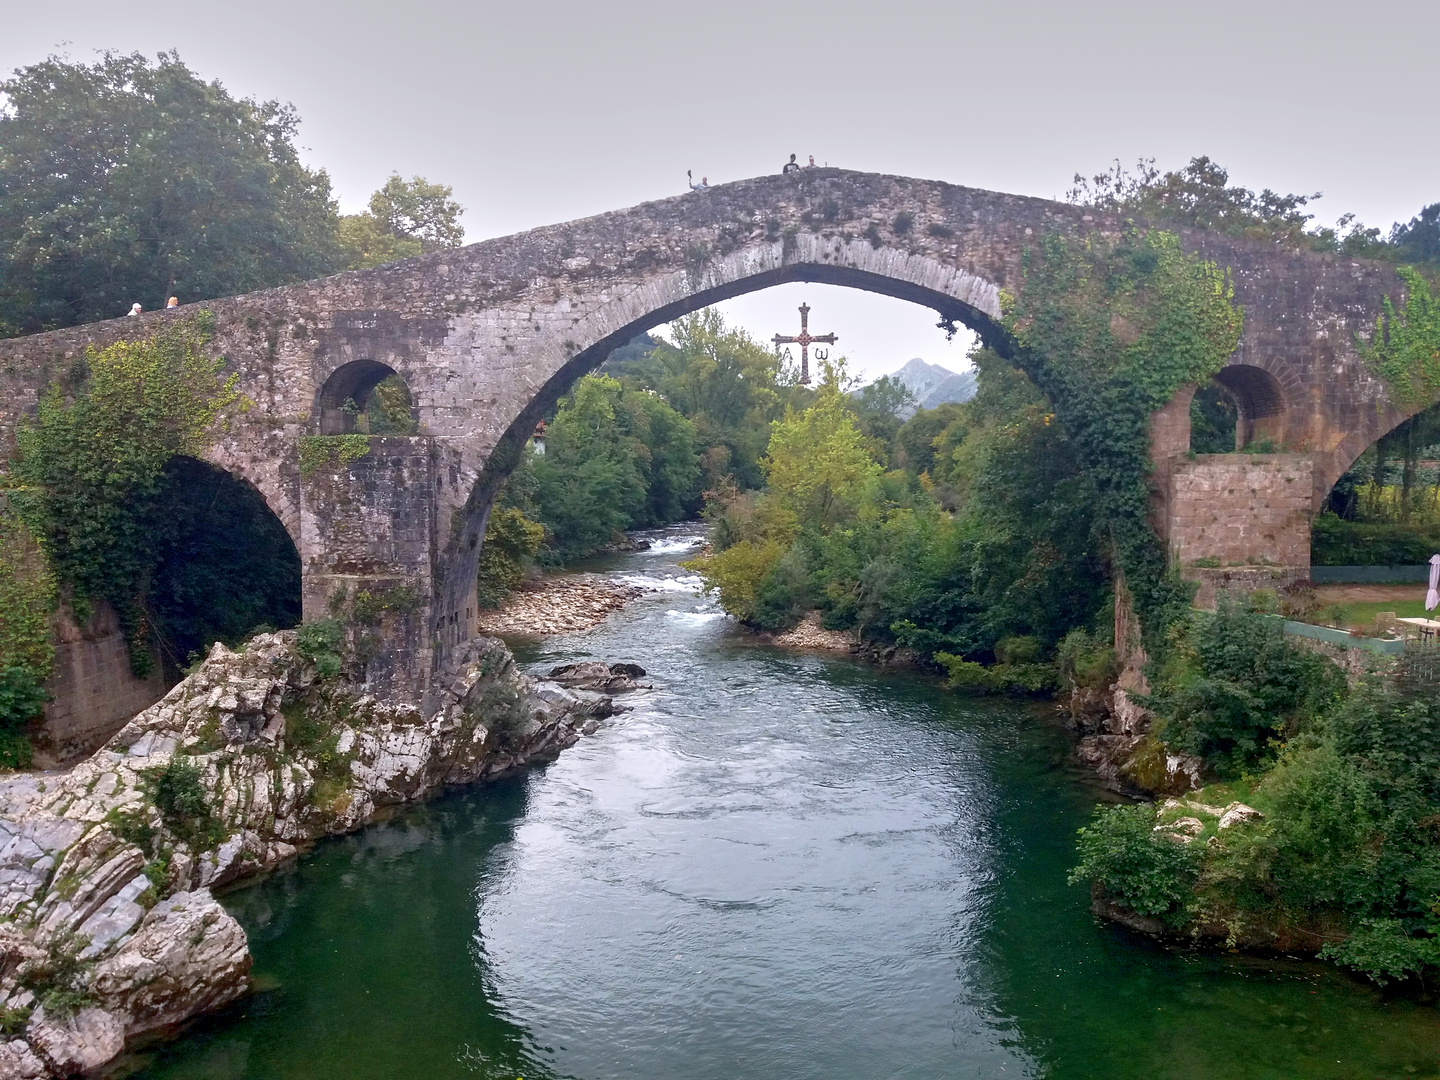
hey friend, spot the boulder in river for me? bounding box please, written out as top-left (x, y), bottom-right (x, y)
top-left (548, 662), bottom-right (649, 692)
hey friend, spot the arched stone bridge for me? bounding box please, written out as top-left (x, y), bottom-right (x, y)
top-left (0, 169), bottom-right (1427, 702)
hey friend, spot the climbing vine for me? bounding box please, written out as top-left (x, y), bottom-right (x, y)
top-left (3, 313), bottom-right (240, 675)
top-left (0, 510), bottom-right (55, 764)
top-left (1003, 229), bottom-right (1244, 650)
top-left (1358, 266), bottom-right (1440, 408)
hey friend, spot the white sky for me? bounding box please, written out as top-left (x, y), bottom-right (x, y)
top-left (4, 0), bottom-right (1435, 380)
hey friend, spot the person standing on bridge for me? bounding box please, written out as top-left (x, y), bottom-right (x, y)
top-left (782, 153), bottom-right (800, 175)
top-left (127, 302), bottom-right (141, 316)
top-left (165, 296), bottom-right (179, 311)
top-left (687, 170), bottom-right (708, 192)
top-left (806, 155), bottom-right (817, 168)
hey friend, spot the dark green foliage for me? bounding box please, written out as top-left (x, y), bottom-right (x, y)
top-left (508, 373), bottom-right (700, 561)
top-left (1078, 609), bottom-right (1440, 985)
top-left (893, 401), bottom-right (964, 476)
top-left (1392, 203), bottom-right (1440, 268)
top-left (8, 316), bottom-right (240, 675)
top-left (475, 507), bottom-right (545, 608)
top-left (146, 456), bottom-right (301, 676)
top-left (1310, 512), bottom-right (1440, 566)
top-left (1057, 628), bottom-right (1117, 692)
top-left (145, 755), bottom-right (223, 852)
top-left (1004, 229), bottom-right (1244, 654)
top-left (364, 374), bottom-right (417, 434)
top-left (0, 52), bottom-right (341, 335)
top-left (851, 375), bottom-right (915, 462)
top-left (295, 618), bottom-right (344, 678)
top-left (1188, 381), bottom-right (1238, 453)
top-left (0, 666), bottom-right (44, 768)
top-left (1070, 803), bottom-right (1201, 929)
top-left (1146, 604), bottom-right (1347, 778)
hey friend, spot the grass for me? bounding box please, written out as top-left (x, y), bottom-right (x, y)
top-left (1300, 598), bottom-right (1433, 631)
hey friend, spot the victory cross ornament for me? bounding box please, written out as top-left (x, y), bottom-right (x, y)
top-left (772, 303), bottom-right (837, 385)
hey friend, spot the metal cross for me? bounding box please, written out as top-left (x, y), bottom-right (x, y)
top-left (771, 303), bottom-right (837, 385)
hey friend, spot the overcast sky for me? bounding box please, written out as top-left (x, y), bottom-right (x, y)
top-left (5, 0), bottom-right (1436, 380)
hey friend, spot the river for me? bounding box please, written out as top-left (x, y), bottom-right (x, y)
top-left (130, 527), bottom-right (1440, 1080)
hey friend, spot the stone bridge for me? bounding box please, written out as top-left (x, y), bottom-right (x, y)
top-left (0, 169), bottom-right (1427, 718)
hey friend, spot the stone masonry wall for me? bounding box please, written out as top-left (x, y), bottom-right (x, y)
top-left (1166, 454), bottom-right (1314, 570)
top-left (35, 602), bottom-right (167, 765)
top-left (297, 436), bottom-right (436, 697)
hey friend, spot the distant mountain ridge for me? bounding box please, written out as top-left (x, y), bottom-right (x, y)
top-left (885, 357), bottom-right (977, 417)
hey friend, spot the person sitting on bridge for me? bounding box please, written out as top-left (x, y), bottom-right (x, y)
top-left (127, 302), bottom-right (142, 316)
top-left (165, 296), bottom-right (179, 310)
top-left (806, 155), bottom-right (817, 168)
top-left (687, 170), bottom-right (708, 192)
top-left (782, 153), bottom-right (800, 175)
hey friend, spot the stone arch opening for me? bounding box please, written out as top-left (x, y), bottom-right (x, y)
top-left (316, 359), bottom-right (418, 435)
top-left (464, 263), bottom-right (999, 529)
top-left (1188, 379), bottom-right (1240, 453)
top-left (437, 260), bottom-right (1002, 660)
top-left (1211, 364), bottom-right (1287, 450)
top-left (146, 455), bottom-right (302, 678)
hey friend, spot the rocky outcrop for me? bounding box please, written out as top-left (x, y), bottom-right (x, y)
top-left (0, 631), bottom-right (616, 1079)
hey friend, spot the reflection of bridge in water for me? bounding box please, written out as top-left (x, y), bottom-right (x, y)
top-left (0, 169), bottom-right (1432, 709)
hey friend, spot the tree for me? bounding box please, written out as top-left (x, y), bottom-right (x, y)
top-left (1067, 156), bottom-right (1320, 243)
top-left (0, 52), bottom-right (342, 334)
top-left (764, 375), bottom-right (882, 530)
top-left (337, 174), bottom-right (464, 270)
top-left (644, 310), bottom-right (789, 489)
top-left (1392, 203), bottom-right (1440, 268)
top-left (851, 374), bottom-right (915, 463)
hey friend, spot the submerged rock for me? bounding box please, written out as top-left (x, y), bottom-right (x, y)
top-left (0, 631), bottom-right (612, 1079)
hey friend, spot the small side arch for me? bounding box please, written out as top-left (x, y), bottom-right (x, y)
top-left (1212, 364), bottom-right (1288, 449)
top-left (315, 359), bottom-right (418, 435)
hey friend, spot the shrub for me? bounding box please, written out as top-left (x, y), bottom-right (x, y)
top-left (1147, 604), bottom-right (1347, 778)
top-left (1057, 628), bottom-right (1117, 692)
top-left (475, 507), bottom-right (545, 608)
top-left (147, 756), bottom-right (223, 851)
top-left (295, 617), bottom-right (345, 678)
top-left (1070, 803), bottom-right (1201, 929)
top-left (1310, 512), bottom-right (1440, 566)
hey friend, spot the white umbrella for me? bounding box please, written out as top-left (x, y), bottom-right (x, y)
top-left (1428, 553), bottom-right (1440, 612)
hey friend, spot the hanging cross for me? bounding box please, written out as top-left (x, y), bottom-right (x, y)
top-left (772, 302), bottom-right (837, 385)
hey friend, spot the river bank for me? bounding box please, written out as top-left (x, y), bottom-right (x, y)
top-left (0, 632), bottom-right (630, 1079)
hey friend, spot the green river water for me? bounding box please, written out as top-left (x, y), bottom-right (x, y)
top-left (130, 528), bottom-right (1440, 1080)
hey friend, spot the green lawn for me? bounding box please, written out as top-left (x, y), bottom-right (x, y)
top-left (1307, 597), bottom-right (1434, 630)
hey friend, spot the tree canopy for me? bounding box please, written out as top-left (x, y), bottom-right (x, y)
top-left (0, 52), bottom-right (343, 334)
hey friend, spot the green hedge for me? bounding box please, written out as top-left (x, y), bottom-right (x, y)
top-left (1310, 513), bottom-right (1440, 566)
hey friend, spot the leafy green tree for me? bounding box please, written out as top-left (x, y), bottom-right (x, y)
top-left (1068, 156), bottom-right (1320, 243)
top-left (851, 374), bottom-right (915, 464)
top-left (0, 52), bottom-right (341, 334)
top-left (764, 374), bottom-right (882, 530)
top-left (514, 374), bottom-right (699, 560)
top-left (1391, 203), bottom-right (1440, 267)
top-left (642, 311), bottom-right (789, 489)
top-left (337, 174), bottom-right (465, 270)
top-left (475, 507), bottom-right (545, 608)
